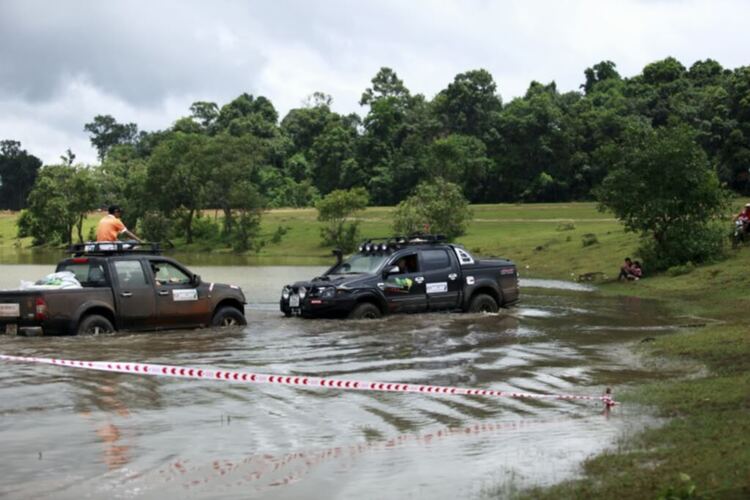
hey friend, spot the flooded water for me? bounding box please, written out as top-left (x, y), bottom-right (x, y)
top-left (0, 264), bottom-right (679, 499)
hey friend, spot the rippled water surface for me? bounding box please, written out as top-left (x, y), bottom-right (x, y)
top-left (0, 265), bottom-right (678, 499)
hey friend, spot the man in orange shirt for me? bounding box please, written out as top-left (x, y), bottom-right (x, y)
top-left (96, 205), bottom-right (142, 242)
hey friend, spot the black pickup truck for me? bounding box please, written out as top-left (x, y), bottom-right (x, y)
top-left (0, 242), bottom-right (247, 336)
top-left (280, 235), bottom-right (519, 319)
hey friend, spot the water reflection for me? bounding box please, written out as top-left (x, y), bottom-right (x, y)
top-left (0, 265), bottom-right (676, 499)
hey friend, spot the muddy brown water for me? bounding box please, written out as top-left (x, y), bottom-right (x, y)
top-left (0, 264), bottom-right (679, 499)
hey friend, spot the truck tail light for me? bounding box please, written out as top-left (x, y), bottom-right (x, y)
top-left (35, 297), bottom-right (48, 321)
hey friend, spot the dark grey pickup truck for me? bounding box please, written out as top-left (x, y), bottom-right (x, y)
top-left (280, 235), bottom-right (519, 319)
top-left (0, 242), bottom-right (247, 336)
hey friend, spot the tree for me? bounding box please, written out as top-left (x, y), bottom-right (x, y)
top-left (393, 178), bottom-right (472, 240)
top-left (84, 115), bottom-right (139, 161)
top-left (18, 165), bottom-right (99, 245)
top-left (0, 140), bottom-right (42, 210)
top-left (433, 69), bottom-right (502, 140)
top-left (424, 134), bottom-right (493, 202)
top-left (189, 101), bottom-right (220, 130)
top-left (316, 188), bottom-right (369, 251)
top-left (582, 60), bottom-right (620, 94)
top-left (146, 132), bottom-right (212, 243)
top-left (596, 125), bottom-right (731, 270)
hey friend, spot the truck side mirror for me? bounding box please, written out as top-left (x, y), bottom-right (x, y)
top-left (383, 265), bottom-right (400, 277)
top-left (192, 274), bottom-right (201, 285)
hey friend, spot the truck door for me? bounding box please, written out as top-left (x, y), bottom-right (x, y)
top-left (111, 259), bottom-right (156, 330)
top-left (421, 248), bottom-right (461, 310)
top-left (382, 252), bottom-right (427, 312)
top-left (149, 259), bottom-right (211, 328)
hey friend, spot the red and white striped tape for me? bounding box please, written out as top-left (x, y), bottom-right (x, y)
top-left (0, 354), bottom-right (616, 407)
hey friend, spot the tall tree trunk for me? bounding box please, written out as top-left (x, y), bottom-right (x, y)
top-left (186, 209), bottom-right (195, 243)
top-left (76, 214), bottom-right (84, 243)
top-left (222, 205), bottom-right (234, 236)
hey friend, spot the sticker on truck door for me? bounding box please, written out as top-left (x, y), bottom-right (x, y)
top-left (172, 289), bottom-right (198, 301)
top-left (426, 282), bottom-right (448, 294)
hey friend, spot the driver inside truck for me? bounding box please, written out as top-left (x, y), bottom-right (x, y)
top-left (395, 255), bottom-right (418, 274)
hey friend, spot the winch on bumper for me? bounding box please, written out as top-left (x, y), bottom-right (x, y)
top-left (280, 284), bottom-right (357, 318)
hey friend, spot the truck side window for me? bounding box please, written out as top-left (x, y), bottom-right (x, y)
top-left (421, 249), bottom-right (451, 271)
top-left (59, 262), bottom-right (108, 287)
top-left (114, 260), bottom-right (147, 287)
top-left (393, 254), bottom-right (419, 274)
top-left (151, 262), bottom-right (190, 286)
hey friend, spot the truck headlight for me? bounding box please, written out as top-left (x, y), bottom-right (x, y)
top-left (282, 286), bottom-right (290, 299)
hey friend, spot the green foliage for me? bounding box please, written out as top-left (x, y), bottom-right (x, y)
top-left (14, 56), bottom-right (750, 255)
top-left (316, 187), bottom-right (369, 252)
top-left (270, 225), bottom-right (290, 244)
top-left (666, 261), bottom-right (696, 277)
top-left (597, 125), bottom-right (731, 270)
top-left (138, 211), bottom-right (174, 244)
top-left (16, 165), bottom-right (100, 245)
top-left (393, 178), bottom-right (472, 240)
top-left (84, 114), bottom-right (139, 160)
top-left (0, 140), bottom-right (42, 211)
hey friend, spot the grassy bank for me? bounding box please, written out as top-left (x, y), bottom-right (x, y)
top-left (518, 249), bottom-right (750, 497)
top-left (2, 204), bottom-right (748, 497)
top-left (0, 203), bottom-right (633, 276)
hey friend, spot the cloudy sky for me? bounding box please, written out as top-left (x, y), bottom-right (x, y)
top-left (1, 0), bottom-right (748, 165)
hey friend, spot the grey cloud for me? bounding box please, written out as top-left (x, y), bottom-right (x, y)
top-left (0, 0), bottom-right (269, 107)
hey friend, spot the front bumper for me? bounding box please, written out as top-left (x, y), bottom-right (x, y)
top-left (279, 295), bottom-right (357, 319)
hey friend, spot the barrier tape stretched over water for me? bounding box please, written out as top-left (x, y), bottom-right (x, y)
top-left (0, 354), bottom-right (616, 407)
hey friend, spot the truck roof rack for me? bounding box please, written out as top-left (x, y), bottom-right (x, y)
top-left (357, 233), bottom-right (447, 253)
top-left (69, 241), bottom-right (162, 256)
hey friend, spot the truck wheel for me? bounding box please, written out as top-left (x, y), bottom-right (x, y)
top-left (348, 302), bottom-right (381, 320)
top-left (468, 293), bottom-right (499, 313)
top-left (77, 314), bottom-right (115, 336)
top-left (212, 307), bottom-right (247, 327)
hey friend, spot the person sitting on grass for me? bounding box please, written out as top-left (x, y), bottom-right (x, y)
top-left (630, 261), bottom-right (643, 280)
top-left (618, 257), bottom-right (634, 281)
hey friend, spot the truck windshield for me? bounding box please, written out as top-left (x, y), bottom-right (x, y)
top-left (330, 253), bottom-right (389, 274)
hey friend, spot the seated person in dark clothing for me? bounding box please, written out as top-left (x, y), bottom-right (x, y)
top-left (618, 257), bottom-right (634, 281)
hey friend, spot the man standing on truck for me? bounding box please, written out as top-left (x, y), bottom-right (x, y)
top-left (96, 205), bottom-right (142, 242)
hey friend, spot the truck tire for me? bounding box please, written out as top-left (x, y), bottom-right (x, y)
top-left (77, 314), bottom-right (115, 335)
top-left (211, 307), bottom-right (247, 327)
top-left (468, 293), bottom-right (499, 313)
top-left (348, 302), bottom-right (381, 319)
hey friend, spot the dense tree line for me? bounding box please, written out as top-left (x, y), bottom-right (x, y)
top-left (5, 57), bottom-right (749, 252)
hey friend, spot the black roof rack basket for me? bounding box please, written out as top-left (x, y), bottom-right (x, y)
top-left (69, 241), bottom-right (162, 256)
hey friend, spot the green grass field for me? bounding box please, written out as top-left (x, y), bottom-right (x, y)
top-left (0, 203), bottom-right (636, 278)
top-left (1, 203), bottom-right (748, 498)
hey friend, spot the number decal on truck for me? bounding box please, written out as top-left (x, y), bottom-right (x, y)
top-left (0, 304), bottom-right (20, 317)
top-left (172, 289), bottom-right (198, 301)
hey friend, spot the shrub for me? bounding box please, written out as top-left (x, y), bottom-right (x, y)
top-left (393, 177), bottom-right (471, 240)
top-left (581, 233), bottom-right (599, 247)
top-left (316, 188), bottom-right (369, 252)
top-left (638, 222), bottom-right (725, 272)
top-left (139, 211), bottom-right (174, 244)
